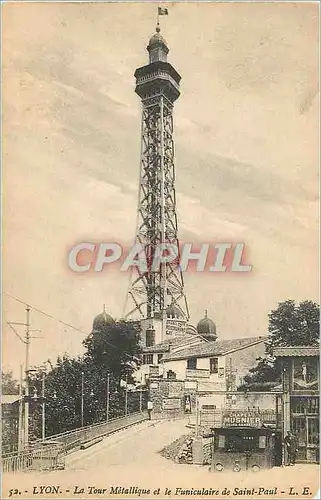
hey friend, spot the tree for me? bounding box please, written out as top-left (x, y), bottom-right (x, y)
top-left (265, 300), bottom-right (319, 355)
top-left (238, 300), bottom-right (319, 392)
top-left (28, 320), bottom-right (144, 439)
top-left (2, 370), bottom-right (19, 394)
top-left (83, 320), bottom-right (142, 385)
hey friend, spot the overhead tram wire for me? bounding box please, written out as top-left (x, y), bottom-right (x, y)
top-left (3, 292), bottom-right (140, 362)
top-left (6, 320), bottom-right (26, 344)
top-left (4, 292), bottom-right (88, 335)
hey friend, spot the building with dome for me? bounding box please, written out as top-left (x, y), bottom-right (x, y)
top-left (196, 310), bottom-right (217, 342)
top-left (91, 305), bottom-right (115, 333)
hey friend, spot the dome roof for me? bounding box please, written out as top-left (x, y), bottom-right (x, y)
top-left (92, 306), bottom-right (114, 331)
top-left (148, 27), bottom-right (168, 49)
top-left (197, 310), bottom-right (217, 340)
top-left (166, 304), bottom-right (184, 319)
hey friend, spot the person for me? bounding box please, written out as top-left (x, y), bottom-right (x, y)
top-left (284, 430), bottom-right (298, 466)
top-left (147, 400), bottom-right (153, 420)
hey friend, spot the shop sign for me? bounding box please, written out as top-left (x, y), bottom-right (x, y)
top-left (166, 319), bottom-right (186, 335)
top-left (222, 411), bottom-right (262, 428)
top-left (149, 365), bottom-right (160, 377)
top-left (162, 398), bottom-right (181, 410)
top-left (168, 381), bottom-right (183, 397)
top-left (184, 381), bottom-right (197, 390)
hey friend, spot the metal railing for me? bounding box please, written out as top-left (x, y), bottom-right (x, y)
top-left (3, 411), bottom-right (148, 473)
top-left (2, 445), bottom-right (65, 474)
top-left (33, 411), bottom-right (148, 452)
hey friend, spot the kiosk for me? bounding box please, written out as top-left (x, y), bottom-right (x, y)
top-left (209, 410), bottom-right (282, 472)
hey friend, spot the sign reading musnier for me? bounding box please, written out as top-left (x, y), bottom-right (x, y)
top-left (222, 410), bottom-right (275, 428)
top-left (166, 319), bottom-right (186, 336)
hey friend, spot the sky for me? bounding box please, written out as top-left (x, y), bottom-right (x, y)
top-left (2, 2), bottom-right (319, 377)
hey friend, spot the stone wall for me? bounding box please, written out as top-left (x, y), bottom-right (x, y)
top-left (149, 379), bottom-right (197, 419)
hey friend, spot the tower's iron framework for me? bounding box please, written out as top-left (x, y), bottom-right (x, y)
top-left (125, 26), bottom-right (189, 322)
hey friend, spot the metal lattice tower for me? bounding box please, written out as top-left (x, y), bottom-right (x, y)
top-left (124, 24), bottom-right (189, 323)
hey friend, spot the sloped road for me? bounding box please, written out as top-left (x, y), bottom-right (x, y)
top-left (3, 419), bottom-right (319, 499)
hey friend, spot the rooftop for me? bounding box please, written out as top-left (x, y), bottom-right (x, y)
top-left (143, 333), bottom-right (208, 353)
top-left (163, 336), bottom-right (266, 361)
top-left (273, 346), bottom-right (319, 357)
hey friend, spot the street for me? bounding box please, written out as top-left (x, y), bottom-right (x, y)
top-left (2, 419), bottom-right (320, 499)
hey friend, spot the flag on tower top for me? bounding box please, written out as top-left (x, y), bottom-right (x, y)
top-left (158, 7), bottom-right (169, 16)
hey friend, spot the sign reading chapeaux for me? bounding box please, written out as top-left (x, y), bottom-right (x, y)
top-left (68, 242), bottom-right (252, 273)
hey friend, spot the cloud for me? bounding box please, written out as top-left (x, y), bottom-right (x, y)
top-left (2, 2), bottom-right (319, 375)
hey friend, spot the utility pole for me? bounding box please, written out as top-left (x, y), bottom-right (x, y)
top-left (41, 371), bottom-right (45, 441)
top-left (7, 304), bottom-right (41, 450)
top-left (24, 306), bottom-right (31, 448)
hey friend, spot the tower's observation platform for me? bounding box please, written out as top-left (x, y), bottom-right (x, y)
top-left (135, 61), bottom-right (181, 103)
top-left (135, 27), bottom-right (181, 104)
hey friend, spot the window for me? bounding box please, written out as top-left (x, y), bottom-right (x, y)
top-left (210, 357), bottom-right (218, 374)
top-left (293, 358), bottom-right (319, 391)
top-left (307, 418), bottom-right (319, 446)
top-left (143, 354), bottom-right (153, 365)
top-left (218, 435), bottom-right (225, 448)
top-left (157, 354), bottom-right (163, 364)
top-left (259, 435), bottom-right (266, 449)
top-left (187, 358), bottom-right (197, 370)
top-left (167, 370), bottom-right (176, 380)
top-left (146, 329), bottom-right (155, 347)
top-left (292, 417), bottom-right (306, 447)
top-left (291, 397), bottom-right (319, 415)
top-left (226, 433), bottom-right (258, 453)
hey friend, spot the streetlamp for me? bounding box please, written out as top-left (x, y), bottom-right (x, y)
top-left (139, 374), bottom-right (144, 413)
top-left (125, 373), bottom-right (128, 416)
top-left (195, 380), bottom-right (200, 437)
top-left (80, 372), bottom-right (94, 427)
top-left (31, 373), bottom-right (51, 442)
top-left (81, 372), bottom-right (84, 427)
top-left (39, 363), bottom-right (56, 442)
top-left (106, 373), bottom-right (110, 423)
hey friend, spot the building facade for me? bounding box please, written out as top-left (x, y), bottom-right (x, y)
top-left (274, 347), bottom-right (319, 463)
top-left (1, 396), bottom-right (21, 455)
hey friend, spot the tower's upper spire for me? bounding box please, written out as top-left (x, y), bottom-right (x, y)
top-left (147, 23), bottom-right (169, 63)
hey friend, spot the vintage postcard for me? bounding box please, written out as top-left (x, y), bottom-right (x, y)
top-left (1, 1), bottom-right (320, 499)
